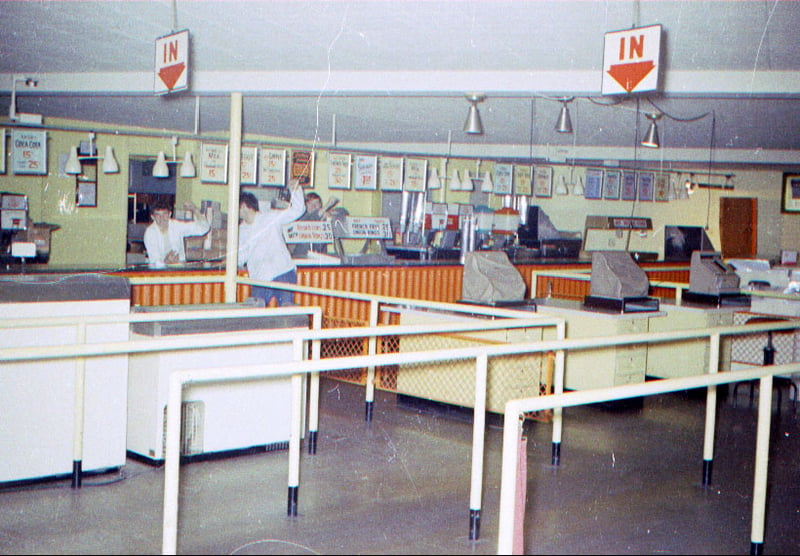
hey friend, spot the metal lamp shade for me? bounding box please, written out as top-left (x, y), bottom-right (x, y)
top-left (463, 104), bottom-right (483, 134)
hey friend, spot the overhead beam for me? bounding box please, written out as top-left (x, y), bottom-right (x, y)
top-left (3, 70), bottom-right (800, 98)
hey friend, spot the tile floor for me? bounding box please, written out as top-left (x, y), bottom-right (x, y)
top-left (1, 377), bottom-right (798, 555)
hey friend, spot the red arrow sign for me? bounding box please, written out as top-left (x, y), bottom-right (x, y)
top-left (158, 63), bottom-right (186, 91)
top-left (606, 61), bottom-right (655, 93)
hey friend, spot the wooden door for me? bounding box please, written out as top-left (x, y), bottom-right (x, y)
top-left (719, 197), bottom-right (757, 258)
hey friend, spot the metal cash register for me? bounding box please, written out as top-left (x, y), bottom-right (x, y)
top-left (682, 251), bottom-right (749, 307)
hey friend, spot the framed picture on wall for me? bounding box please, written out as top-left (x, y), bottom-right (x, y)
top-left (654, 173), bottom-right (671, 201)
top-left (781, 172), bottom-right (800, 213)
top-left (637, 172), bottom-right (654, 201)
top-left (604, 170), bottom-right (621, 199)
top-left (258, 148), bottom-right (286, 187)
top-left (493, 163), bottom-right (513, 195)
top-left (200, 142), bottom-right (228, 184)
top-left (240, 145), bottom-right (258, 185)
top-left (11, 129), bottom-right (47, 175)
top-left (584, 168), bottom-right (604, 199)
top-left (290, 149), bottom-right (315, 188)
top-left (76, 180), bottom-right (97, 207)
top-left (621, 171), bottom-right (637, 200)
top-left (328, 152), bottom-right (351, 189)
top-left (379, 156), bottom-right (403, 191)
top-left (514, 165), bottom-right (532, 196)
top-left (354, 155), bottom-right (378, 190)
top-left (533, 165), bottom-right (553, 198)
top-left (404, 158), bottom-right (427, 192)
top-left (0, 129), bottom-right (5, 174)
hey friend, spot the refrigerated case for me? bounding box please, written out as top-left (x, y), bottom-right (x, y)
top-left (0, 274), bottom-right (130, 483)
top-left (126, 304), bottom-right (310, 463)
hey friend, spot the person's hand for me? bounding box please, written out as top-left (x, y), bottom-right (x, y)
top-left (288, 178), bottom-right (301, 193)
top-left (164, 250), bottom-right (180, 264)
top-left (184, 201), bottom-right (207, 222)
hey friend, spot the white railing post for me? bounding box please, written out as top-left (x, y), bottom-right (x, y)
top-left (287, 338), bottom-right (304, 516)
top-left (750, 374), bottom-right (773, 554)
top-left (364, 299), bottom-right (380, 422)
top-left (469, 353), bottom-right (489, 540)
top-left (551, 320), bottom-right (566, 465)
top-left (161, 371), bottom-right (184, 555)
top-left (702, 333), bottom-right (720, 485)
top-left (497, 402), bottom-right (524, 555)
top-left (71, 321), bottom-right (87, 488)
top-left (307, 309), bottom-right (322, 454)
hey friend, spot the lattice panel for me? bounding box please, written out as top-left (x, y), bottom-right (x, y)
top-left (396, 332), bottom-right (547, 415)
top-left (731, 313), bottom-right (799, 365)
top-left (319, 316), bottom-right (398, 390)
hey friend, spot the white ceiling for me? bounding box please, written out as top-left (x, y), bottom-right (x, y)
top-left (2, 0), bottom-right (799, 167)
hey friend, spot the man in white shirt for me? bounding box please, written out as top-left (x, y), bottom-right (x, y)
top-left (238, 179), bottom-right (305, 306)
top-left (143, 200), bottom-right (210, 268)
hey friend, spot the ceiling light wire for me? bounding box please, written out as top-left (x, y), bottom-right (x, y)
top-left (646, 98), bottom-right (710, 122)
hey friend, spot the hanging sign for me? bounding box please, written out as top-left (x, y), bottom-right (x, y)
top-left (283, 220), bottom-right (334, 244)
top-left (344, 217), bottom-right (392, 239)
top-left (154, 29), bottom-right (189, 95)
top-left (602, 24), bottom-right (661, 95)
top-left (11, 129), bottom-right (47, 175)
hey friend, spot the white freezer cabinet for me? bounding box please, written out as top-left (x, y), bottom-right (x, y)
top-left (126, 306), bottom-right (310, 463)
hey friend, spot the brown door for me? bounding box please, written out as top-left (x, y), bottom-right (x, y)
top-left (719, 197), bottom-right (757, 258)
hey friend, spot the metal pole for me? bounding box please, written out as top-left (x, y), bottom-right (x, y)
top-left (497, 402), bottom-right (524, 555)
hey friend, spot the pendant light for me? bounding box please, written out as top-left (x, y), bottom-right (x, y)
top-left (642, 113), bottom-right (661, 148)
top-left (463, 93), bottom-right (486, 134)
top-left (555, 98), bottom-right (573, 133)
top-left (449, 168), bottom-right (462, 191)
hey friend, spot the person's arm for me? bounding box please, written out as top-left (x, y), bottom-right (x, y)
top-left (185, 201), bottom-right (211, 234)
top-left (277, 179), bottom-right (306, 224)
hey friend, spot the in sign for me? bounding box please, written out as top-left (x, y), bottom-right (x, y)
top-left (601, 24), bottom-right (661, 95)
top-left (154, 29), bottom-right (189, 95)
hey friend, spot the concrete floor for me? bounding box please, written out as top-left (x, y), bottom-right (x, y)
top-left (1, 377), bottom-right (798, 555)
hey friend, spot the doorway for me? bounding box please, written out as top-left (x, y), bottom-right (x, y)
top-left (719, 197), bottom-right (757, 258)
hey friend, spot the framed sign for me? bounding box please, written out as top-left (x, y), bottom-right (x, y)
top-left (514, 165), bottom-right (532, 196)
top-left (584, 168), bottom-right (604, 199)
top-left (76, 180), bottom-right (97, 207)
top-left (259, 148), bottom-right (286, 186)
top-left (379, 156), bottom-right (403, 191)
top-left (604, 170), bottom-right (621, 199)
top-left (354, 155), bottom-right (378, 190)
top-left (782, 173), bottom-right (800, 213)
top-left (11, 129), bottom-right (47, 175)
top-left (76, 160), bottom-right (97, 207)
top-left (200, 142), bottom-right (228, 184)
top-left (404, 158), bottom-right (427, 192)
top-left (493, 163), bottom-right (513, 195)
top-left (291, 149), bottom-right (315, 187)
top-left (654, 173), bottom-right (671, 202)
top-left (621, 171), bottom-right (637, 200)
top-left (328, 152), bottom-right (352, 189)
top-left (637, 172), bottom-right (654, 201)
top-left (240, 145), bottom-right (258, 185)
top-left (533, 165), bottom-right (553, 198)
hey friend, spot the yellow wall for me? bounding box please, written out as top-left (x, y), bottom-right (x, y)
top-left (0, 119), bottom-right (795, 267)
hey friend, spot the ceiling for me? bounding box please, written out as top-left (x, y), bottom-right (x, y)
top-left (2, 0), bottom-right (799, 167)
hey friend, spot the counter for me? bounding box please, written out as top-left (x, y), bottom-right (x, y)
top-left (535, 298), bottom-right (663, 391)
top-left (0, 274), bottom-right (130, 483)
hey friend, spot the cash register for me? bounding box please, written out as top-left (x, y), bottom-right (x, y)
top-left (682, 250), bottom-right (749, 307)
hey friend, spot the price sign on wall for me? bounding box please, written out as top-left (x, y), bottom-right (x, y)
top-left (11, 129), bottom-right (47, 175)
top-left (200, 143), bottom-right (228, 183)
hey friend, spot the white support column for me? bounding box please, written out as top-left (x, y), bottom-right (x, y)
top-left (224, 92), bottom-right (243, 303)
top-left (468, 353), bottom-right (489, 540)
